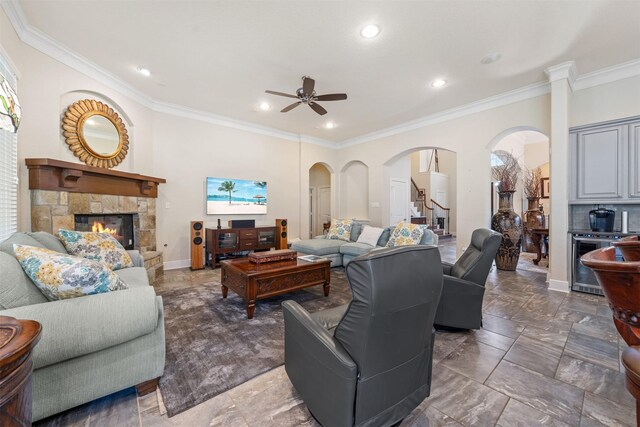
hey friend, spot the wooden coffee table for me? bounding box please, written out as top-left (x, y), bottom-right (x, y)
top-left (220, 256), bottom-right (331, 319)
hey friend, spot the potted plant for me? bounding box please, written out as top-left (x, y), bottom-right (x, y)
top-left (522, 167), bottom-right (545, 253)
top-left (491, 152), bottom-right (523, 270)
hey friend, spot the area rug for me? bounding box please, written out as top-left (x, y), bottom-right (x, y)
top-left (157, 268), bottom-right (352, 417)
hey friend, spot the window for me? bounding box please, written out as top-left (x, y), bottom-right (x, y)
top-left (0, 54), bottom-right (18, 241)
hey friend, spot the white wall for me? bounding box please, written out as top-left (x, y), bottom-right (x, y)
top-left (340, 95), bottom-right (550, 255)
top-left (152, 113), bottom-right (332, 267)
top-left (438, 150), bottom-right (457, 234)
top-left (571, 75), bottom-right (640, 127)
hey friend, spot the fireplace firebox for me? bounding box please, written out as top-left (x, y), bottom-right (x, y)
top-left (74, 214), bottom-right (137, 250)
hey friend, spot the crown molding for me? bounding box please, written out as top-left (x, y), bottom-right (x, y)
top-left (0, 0), bottom-right (337, 149)
top-left (545, 61), bottom-right (577, 89)
top-left (151, 100), bottom-right (338, 148)
top-left (573, 58), bottom-right (640, 91)
top-left (340, 81), bottom-right (551, 147)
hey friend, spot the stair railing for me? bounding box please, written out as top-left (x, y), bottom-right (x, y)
top-left (430, 199), bottom-right (450, 234)
top-left (410, 178), bottom-right (433, 220)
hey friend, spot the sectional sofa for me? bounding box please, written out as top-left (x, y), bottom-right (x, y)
top-left (291, 222), bottom-right (439, 267)
top-left (0, 231), bottom-right (165, 421)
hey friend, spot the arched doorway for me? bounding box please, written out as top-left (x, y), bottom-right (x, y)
top-left (490, 129), bottom-right (549, 268)
top-left (384, 147), bottom-right (457, 235)
top-left (309, 163), bottom-right (332, 238)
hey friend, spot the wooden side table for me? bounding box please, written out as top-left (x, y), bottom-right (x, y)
top-left (532, 228), bottom-right (549, 266)
top-left (0, 316), bottom-right (42, 426)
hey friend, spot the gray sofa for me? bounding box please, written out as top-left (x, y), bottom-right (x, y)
top-left (291, 222), bottom-right (439, 267)
top-left (0, 231), bottom-right (165, 421)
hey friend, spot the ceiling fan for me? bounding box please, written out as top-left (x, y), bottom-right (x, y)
top-left (265, 76), bottom-right (347, 115)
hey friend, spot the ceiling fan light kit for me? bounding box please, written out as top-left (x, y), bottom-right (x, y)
top-left (265, 76), bottom-right (347, 116)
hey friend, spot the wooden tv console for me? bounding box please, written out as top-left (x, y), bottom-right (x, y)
top-left (205, 227), bottom-right (277, 267)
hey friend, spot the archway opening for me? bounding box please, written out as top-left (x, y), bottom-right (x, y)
top-left (309, 163), bottom-right (332, 238)
top-left (491, 129), bottom-right (549, 268)
top-left (383, 147), bottom-right (457, 235)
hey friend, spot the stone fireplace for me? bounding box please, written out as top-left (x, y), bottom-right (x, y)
top-left (31, 191), bottom-right (156, 251)
top-left (26, 158), bottom-right (166, 280)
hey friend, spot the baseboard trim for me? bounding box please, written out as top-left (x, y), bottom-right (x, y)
top-left (548, 279), bottom-right (570, 293)
top-left (164, 259), bottom-right (191, 270)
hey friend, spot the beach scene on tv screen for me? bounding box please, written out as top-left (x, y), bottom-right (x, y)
top-left (206, 177), bottom-right (267, 215)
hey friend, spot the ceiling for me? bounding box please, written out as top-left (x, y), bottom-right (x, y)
top-left (15, 1), bottom-right (640, 143)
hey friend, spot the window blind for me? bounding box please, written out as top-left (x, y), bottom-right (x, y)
top-left (0, 55), bottom-right (18, 241)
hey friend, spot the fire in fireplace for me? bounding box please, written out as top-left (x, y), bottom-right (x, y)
top-left (74, 214), bottom-right (136, 250)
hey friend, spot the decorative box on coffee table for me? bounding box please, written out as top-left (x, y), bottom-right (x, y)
top-left (220, 256), bottom-right (331, 319)
top-left (248, 249), bottom-right (297, 264)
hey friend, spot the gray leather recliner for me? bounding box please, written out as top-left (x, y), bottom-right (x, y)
top-left (434, 228), bottom-right (502, 330)
top-left (283, 245), bottom-right (443, 427)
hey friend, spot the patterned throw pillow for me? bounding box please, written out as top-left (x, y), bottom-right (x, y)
top-left (58, 229), bottom-right (133, 271)
top-left (13, 244), bottom-right (128, 301)
top-left (326, 219), bottom-right (354, 241)
top-left (386, 221), bottom-right (425, 247)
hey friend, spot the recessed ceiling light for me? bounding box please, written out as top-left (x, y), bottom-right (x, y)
top-left (431, 79), bottom-right (447, 88)
top-left (136, 66), bottom-right (151, 77)
top-left (258, 102), bottom-right (271, 111)
top-left (324, 121), bottom-right (336, 129)
top-left (481, 52), bottom-right (501, 64)
top-left (360, 24), bottom-right (380, 39)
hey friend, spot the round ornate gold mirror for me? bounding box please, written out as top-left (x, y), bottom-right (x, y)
top-left (62, 99), bottom-right (129, 168)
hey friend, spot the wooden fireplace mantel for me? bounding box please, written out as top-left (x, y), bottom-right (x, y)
top-left (25, 158), bottom-right (166, 198)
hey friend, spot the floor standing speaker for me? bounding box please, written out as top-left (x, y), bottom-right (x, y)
top-left (276, 218), bottom-right (288, 250)
top-left (190, 221), bottom-right (205, 270)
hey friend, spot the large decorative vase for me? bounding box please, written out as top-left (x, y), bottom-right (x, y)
top-left (491, 191), bottom-right (523, 271)
top-left (523, 197), bottom-right (545, 253)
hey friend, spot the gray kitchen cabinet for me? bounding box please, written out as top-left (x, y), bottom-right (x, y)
top-left (629, 121), bottom-right (640, 198)
top-left (570, 116), bottom-right (640, 203)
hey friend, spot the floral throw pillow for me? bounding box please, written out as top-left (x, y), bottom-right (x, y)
top-left (13, 244), bottom-right (128, 301)
top-left (386, 221), bottom-right (425, 247)
top-left (326, 219), bottom-right (354, 241)
top-left (58, 229), bottom-right (133, 271)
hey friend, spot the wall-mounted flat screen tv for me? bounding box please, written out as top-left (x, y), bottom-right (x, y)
top-left (206, 177), bottom-right (267, 215)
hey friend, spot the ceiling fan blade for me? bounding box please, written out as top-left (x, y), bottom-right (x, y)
top-left (265, 90), bottom-right (298, 99)
top-left (314, 93), bottom-right (348, 101)
top-left (309, 102), bottom-right (327, 115)
top-left (303, 77), bottom-right (315, 95)
top-left (281, 102), bottom-right (302, 112)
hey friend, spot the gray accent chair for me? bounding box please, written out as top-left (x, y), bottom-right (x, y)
top-left (283, 245), bottom-right (443, 427)
top-left (434, 228), bottom-right (502, 330)
top-left (0, 231), bottom-right (165, 421)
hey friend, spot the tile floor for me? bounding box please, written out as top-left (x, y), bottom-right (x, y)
top-left (36, 240), bottom-right (636, 426)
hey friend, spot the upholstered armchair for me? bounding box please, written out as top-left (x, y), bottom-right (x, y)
top-left (283, 245), bottom-right (443, 427)
top-left (434, 228), bottom-right (502, 330)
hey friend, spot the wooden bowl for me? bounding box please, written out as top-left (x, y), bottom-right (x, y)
top-left (612, 236), bottom-right (640, 261)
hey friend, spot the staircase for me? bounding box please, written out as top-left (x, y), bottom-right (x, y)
top-left (410, 178), bottom-right (452, 240)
